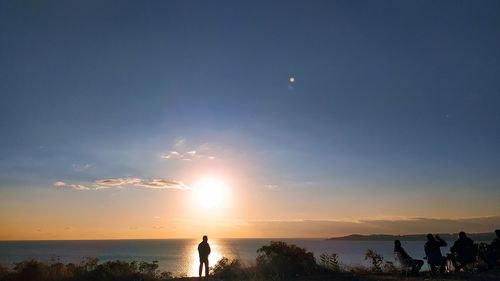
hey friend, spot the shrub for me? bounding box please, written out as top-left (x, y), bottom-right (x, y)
top-left (383, 261), bottom-right (398, 273)
top-left (85, 260), bottom-right (140, 281)
top-left (139, 260), bottom-right (159, 277)
top-left (0, 264), bottom-right (9, 279)
top-left (319, 253), bottom-right (341, 272)
top-left (65, 262), bottom-right (84, 277)
top-left (256, 241), bottom-right (316, 280)
top-left (47, 262), bottom-right (69, 280)
top-left (346, 264), bottom-right (370, 274)
top-left (13, 259), bottom-right (48, 281)
top-left (158, 270), bottom-right (173, 280)
top-left (211, 257), bottom-right (245, 279)
top-left (0, 258), bottom-right (176, 281)
top-left (81, 257), bottom-right (99, 272)
top-left (364, 249), bottom-right (383, 272)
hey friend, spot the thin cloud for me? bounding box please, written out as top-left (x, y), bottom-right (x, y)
top-left (135, 179), bottom-right (189, 190)
top-left (54, 181), bottom-right (112, 190)
top-left (160, 151), bottom-right (183, 160)
top-left (72, 163), bottom-right (92, 172)
top-left (173, 138), bottom-right (186, 148)
top-left (95, 178), bottom-right (141, 186)
top-left (265, 184), bottom-right (279, 189)
top-left (160, 139), bottom-right (217, 161)
top-left (54, 178), bottom-right (189, 191)
top-left (69, 184), bottom-right (94, 190)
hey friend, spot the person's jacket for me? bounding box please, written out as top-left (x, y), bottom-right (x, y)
top-left (198, 241), bottom-right (211, 259)
top-left (425, 237), bottom-right (447, 265)
top-left (451, 237), bottom-right (474, 261)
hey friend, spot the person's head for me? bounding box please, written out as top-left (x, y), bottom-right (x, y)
top-left (495, 229), bottom-right (500, 238)
top-left (202, 235), bottom-right (208, 242)
top-left (459, 231), bottom-right (466, 239)
top-left (427, 234), bottom-right (434, 241)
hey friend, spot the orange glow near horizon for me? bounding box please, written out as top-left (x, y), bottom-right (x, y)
top-left (1, 174), bottom-right (500, 240)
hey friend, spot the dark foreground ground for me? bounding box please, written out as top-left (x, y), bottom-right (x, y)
top-left (173, 271), bottom-right (500, 281)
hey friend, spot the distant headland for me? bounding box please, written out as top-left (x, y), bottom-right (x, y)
top-left (327, 232), bottom-right (496, 241)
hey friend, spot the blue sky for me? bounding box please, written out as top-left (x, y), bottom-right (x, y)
top-left (1, 0), bottom-right (500, 239)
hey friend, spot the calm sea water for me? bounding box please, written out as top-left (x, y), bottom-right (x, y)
top-left (0, 239), bottom-right (452, 276)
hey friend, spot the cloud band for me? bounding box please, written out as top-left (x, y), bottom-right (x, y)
top-left (53, 178), bottom-right (189, 191)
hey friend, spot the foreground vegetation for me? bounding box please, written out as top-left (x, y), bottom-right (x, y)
top-left (1, 241), bottom-right (499, 281)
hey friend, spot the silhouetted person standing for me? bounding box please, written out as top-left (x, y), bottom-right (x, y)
top-left (424, 234), bottom-right (447, 275)
top-left (394, 240), bottom-right (424, 275)
top-left (198, 235), bottom-right (211, 277)
top-left (450, 231), bottom-right (475, 272)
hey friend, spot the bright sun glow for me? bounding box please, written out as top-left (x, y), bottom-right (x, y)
top-left (193, 177), bottom-right (229, 210)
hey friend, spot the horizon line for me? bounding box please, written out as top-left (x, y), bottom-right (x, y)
top-left (2, 231), bottom-right (497, 242)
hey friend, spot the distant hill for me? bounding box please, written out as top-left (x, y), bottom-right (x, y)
top-left (327, 232), bottom-right (496, 241)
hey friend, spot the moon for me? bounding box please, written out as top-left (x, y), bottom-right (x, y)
top-left (289, 77), bottom-right (295, 83)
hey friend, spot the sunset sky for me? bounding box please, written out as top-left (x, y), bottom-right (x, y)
top-left (1, 0), bottom-right (500, 240)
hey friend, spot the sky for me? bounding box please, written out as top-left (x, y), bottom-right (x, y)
top-left (1, 0), bottom-right (500, 240)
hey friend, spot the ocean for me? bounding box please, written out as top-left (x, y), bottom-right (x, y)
top-left (0, 239), bottom-right (451, 276)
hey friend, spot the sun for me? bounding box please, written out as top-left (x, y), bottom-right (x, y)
top-left (193, 177), bottom-right (229, 210)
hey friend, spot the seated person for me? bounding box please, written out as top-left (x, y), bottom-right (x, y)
top-left (394, 240), bottom-right (424, 275)
top-left (490, 229), bottom-right (500, 268)
top-left (424, 234), bottom-right (447, 274)
top-left (450, 231), bottom-right (475, 272)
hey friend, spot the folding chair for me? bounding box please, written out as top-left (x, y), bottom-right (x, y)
top-left (394, 252), bottom-right (412, 277)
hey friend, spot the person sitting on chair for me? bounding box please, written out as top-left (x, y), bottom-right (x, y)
top-left (424, 234), bottom-right (447, 275)
top-left (450, 231), bottom-right (475, 272)
top-left (490, 229), bottom-right (500, 268)
top-left (394, 240), bottom-right (424, 275)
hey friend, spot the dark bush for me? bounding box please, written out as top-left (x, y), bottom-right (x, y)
top-left (383, 261), bottom-right (398, 273)
top-left (211, 257), bottom-right (246, 279)
top-left (0, 264), bottom-right (8, 279)
top-left (364, 249), bottom-right (383, 272)
top-left (158, 270), bottom-right (173, 280)
top-left (319, 253), bottom-right (341, 272)
top-left (256, 241), bottom-right (316, 280)
top-left (65, 262), bottom-right (84, 277)
top-left (85, 260), bottom-right (140, 281)
top-left (12, 259), bottom-right (48, 281)
top-left (139, 260), bottom-right (159, 277)
top-left (0, 258), bottom-right (175, 281)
